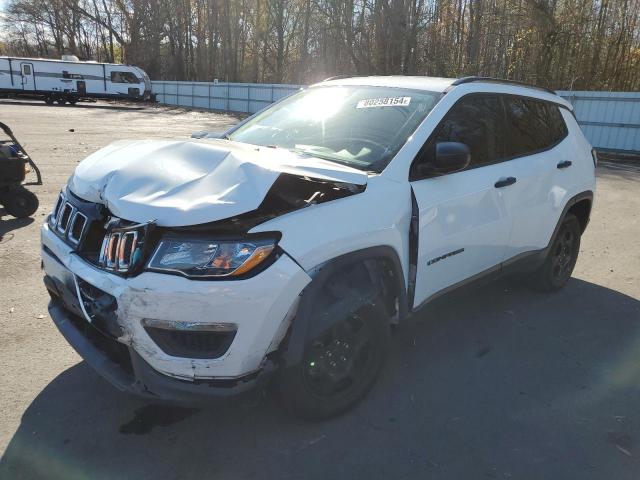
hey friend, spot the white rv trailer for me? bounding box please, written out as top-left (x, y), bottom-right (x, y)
top-left (0, 55), bottom-right (151, 105)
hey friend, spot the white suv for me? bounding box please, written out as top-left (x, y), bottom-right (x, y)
top-left (41, 76), bottom-right (596, 418)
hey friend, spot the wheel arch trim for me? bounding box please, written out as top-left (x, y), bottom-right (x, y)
top-left (545, 190), bottom-right (593, 256)
top-left (280, 246), bottom-right (407, 370)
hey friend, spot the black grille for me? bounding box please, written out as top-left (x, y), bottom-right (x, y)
top-left (49, 190), bottom-right (108, 258)
top-left (144, 326), bottom-right (236, 359)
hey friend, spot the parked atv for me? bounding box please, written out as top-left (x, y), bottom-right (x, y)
top-left (0, 122), bottom-right (42, 218)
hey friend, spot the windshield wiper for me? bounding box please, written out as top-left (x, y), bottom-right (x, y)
top-left (291, 147), bottom-right (373, 170)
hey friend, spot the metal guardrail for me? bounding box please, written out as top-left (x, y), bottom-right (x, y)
top-left (151, 81), bottom-right (639, 154)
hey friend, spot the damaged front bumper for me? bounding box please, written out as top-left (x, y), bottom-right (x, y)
top-left (41, 222), bottom-right (312, 401)
top-left (47, 299), bottom-right (275, 402)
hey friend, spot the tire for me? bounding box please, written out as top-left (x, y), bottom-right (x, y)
top-left (3, 186), bottom-right (39, 218)
top-left (68, 97), bottom-right (78, 105)
top-left (530, 213), bottom-right (581, 292)
top-left (45, 96), bottom-right (55, 105)
top-left (278, 300), bottom-right (390, 419)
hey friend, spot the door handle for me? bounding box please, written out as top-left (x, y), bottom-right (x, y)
top-left (557, 160), bottom-right (572, 169)
top-left (494, 177), bottom-right (516, 188)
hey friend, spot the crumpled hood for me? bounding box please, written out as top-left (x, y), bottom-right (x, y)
top-left (69, 138), bottom-right (368, 226)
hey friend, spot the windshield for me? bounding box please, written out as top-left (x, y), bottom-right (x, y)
top-left (228, 86), bottom-right (441, 172)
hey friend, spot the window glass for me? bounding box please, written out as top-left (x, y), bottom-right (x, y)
top-left (111, 71), bottom-right (139, 84)
top-left (503, 97), bottom-right (566, 157)
top-left (428, 95), bottom-right (505, 168)
top-left (229, 86), bottom-right (441, 172)
top-left (547, 105), bottom-right (568, 144)
top-left (22, 65), bottom-right (31, 75)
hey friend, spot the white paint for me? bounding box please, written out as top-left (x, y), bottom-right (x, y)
top-left (41, 77), bottom-right (597, 388)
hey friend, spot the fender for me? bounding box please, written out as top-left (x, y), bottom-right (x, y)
top-left (546, 190), bottom-right (593, 244)
top-left (502, 190), bottom-right (594, 274)
top-left (281, 246), bottom-right (407, 369)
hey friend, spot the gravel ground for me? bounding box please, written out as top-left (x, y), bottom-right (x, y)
top-left (0, 99), bottom-right (639, 480)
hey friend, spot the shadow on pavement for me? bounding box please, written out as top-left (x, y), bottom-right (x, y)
top-left (1, 278), bottom-right (640, 480)
top-left (0, 99), bottom-right (145, 111)
top-left (597, 160), bottom-right (640, 180)
top-left (0, 210), bottom-right (34, 242)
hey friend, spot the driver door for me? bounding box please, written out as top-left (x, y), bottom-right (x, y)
top-left (410, 94), bottom-right (513, 308)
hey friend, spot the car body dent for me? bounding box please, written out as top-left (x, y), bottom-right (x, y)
top-left (69, 138), bottom-right (368, 227)
top-left (41, 221), bottom-right (312, 379)
top-left (250, 175), bottom-right (412, 284)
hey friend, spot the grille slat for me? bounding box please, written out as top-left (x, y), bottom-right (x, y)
top-left (56, 203), bottom-right (74, 234)
top-left (100, 230), bottom-right (140, 273)
top-left (68, 211), bottom-right (88, 244)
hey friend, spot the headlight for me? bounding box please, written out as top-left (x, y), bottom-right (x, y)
top-left (147, 236), bottom-right (277, 278)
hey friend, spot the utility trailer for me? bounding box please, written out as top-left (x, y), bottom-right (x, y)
top-left (0, 55), bottom-right (151, 105)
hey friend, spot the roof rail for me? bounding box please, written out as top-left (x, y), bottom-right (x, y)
top-left (322, 75), bottom-right (352, 82)
top-left (451, 76), bottom-right (556, 95)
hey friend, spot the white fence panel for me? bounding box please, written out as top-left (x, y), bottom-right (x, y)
top-left (557, 91), bottom-right (640, 153)
top-left (152, 81), bottom-right (301, 116)
top-left (151, 82), bottom-right (639, 153)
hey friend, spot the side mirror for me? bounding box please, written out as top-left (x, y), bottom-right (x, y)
top-left (414, 141), bottom-right (471, 179)
top-left (431, 142), bottom-right (471, 174)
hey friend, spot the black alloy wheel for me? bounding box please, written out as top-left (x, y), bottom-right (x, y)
top-left (530, 212), bottom-right (581, 292)
top-left (303, 310), bottom-right (376, 398)
top-left (279, 301), bottom-right (390, 419)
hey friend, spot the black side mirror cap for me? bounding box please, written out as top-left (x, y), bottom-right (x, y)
top-left (433, 142), bottom-right (471, 173)
top-left (413, 141), bottom-right (471, 179)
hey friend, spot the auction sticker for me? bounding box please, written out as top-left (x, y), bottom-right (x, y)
top-left (356, 96), bottom-right (411, 108)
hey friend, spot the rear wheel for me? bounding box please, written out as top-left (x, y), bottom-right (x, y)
top-left (279, 301), bottom-right (389, 419)
top-left (530, 213), bottom-right (581, 292)
top-left (2, 186), bottom-right (39, 218)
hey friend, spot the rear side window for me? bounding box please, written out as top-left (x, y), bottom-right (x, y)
top-left (547, 105), bottom-right (569, 144)
top-left (430, 94), bottom-right (505, 167)
top-left (503, 97), bottom-right (567, 157)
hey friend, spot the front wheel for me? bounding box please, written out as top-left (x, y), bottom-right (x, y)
top-left (530, 213), bottom-right (581, 292)
top-left (278, 301), bottom-right (390, 419)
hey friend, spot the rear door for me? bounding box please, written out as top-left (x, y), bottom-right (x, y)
top-left (499, 96), bottom-right (572, 258)
top-left (410, 94), bottom-right (513, 307)
top-left (20, 63), bottom-right (35, 91)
